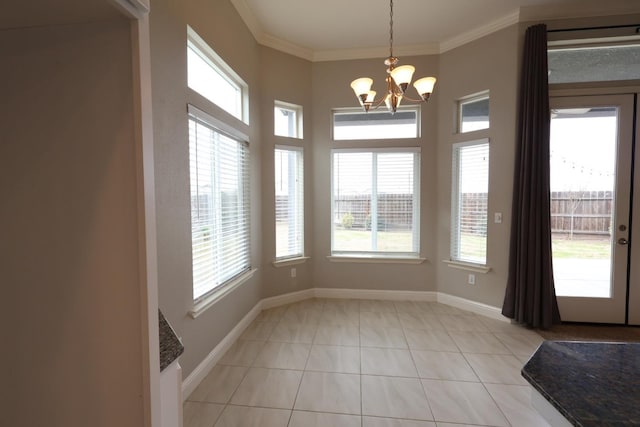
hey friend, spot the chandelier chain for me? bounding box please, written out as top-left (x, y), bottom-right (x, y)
top-left (389, 0), bottom-right (394, 58)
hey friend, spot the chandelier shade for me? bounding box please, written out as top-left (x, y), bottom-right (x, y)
top-left (350, 0), bottom-right (436, 113)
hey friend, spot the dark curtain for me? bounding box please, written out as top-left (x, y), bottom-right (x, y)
top-left (502, 24), bottom-right (561, 329)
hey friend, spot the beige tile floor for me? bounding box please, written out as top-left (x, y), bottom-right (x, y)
top-left (184, 298), bottom-right (551, 427)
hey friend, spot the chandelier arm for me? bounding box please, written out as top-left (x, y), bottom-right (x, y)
top-left (398, 94), bottom-right (426, 103)
top-left (367, 97), bottom-right (389, 110)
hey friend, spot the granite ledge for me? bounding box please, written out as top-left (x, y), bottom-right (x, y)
top-left (159, 310), bottom-right (184, 372)
top-left (522, 340), bottom-right (640, 426)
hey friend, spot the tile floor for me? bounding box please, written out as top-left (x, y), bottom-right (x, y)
top-left (184, 298), bottom-right (550, 427)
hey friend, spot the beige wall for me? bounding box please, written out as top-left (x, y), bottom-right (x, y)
top-left (259, 47), bottom-right (314, 298)
top-left (0, 19), bottom-right (146, 426)
top-left (435, 25), bottom-right (520, 307)
top-left (150, 0), bottom-right (264, 377)
top-left (310, 55), bottom-right (440, 292)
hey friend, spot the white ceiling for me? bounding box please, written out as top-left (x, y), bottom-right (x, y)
top-left (230, 0), bottom-right (640, 61)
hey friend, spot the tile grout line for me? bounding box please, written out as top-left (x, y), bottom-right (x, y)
top-left (399, 305), bottom-right (438, 424)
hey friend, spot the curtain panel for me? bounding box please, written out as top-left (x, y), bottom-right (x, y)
top-left (502, 24), bottom-right (561, 329)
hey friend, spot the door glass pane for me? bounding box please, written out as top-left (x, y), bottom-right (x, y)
top-left (550, 107), bottom-right (617, 297)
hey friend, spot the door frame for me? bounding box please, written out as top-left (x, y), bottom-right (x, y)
top-left (550, 93), bottom-right (635, 324)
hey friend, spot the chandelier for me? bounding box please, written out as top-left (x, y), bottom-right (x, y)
top-left (350, 0), bottom-right (437, 113)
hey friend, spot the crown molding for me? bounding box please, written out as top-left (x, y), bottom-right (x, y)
top-left (260, 32), bottom-right (314, 61)
top-left (439, 10), bottom-right (520, 53)
top-left (229, 0), bottom-right (263, 42)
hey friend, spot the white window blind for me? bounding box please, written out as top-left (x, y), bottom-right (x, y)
top-left (275, 147), bottom-right (304, 259)
top-left (332, 149), bottom-right (420, 256)
top-left (189, 112), bottom-right (251, 301)
top-left (451, 140), bottom-right (489, 264)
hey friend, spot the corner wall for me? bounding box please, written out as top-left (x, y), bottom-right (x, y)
top-left (310, 55), bottom-right (440, 292)
top-left (150, 0), bottom-right (263, 377)
top-left (435, 25), bottom-right (520, 307)
top-left (0, 19), bottom-right (146, 426)
top-left (259, 47), bottom-right (314, 298)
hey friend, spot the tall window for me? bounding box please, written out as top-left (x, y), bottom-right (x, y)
top-left (188, 106), bottom-right (251, 301)
top-left (275, 101), bottom-right (303, 139)
top-left (332, 148), bottom-right (420, 256)
top-left (187, 26), bottom-right (248, 123)
top-left (451, 140), bottom-right (489, 264)
top-left (275, 147), bottom-right (304, 259)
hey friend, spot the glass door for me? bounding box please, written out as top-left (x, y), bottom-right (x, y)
top-left (550, 95), bottom-right (633, 323)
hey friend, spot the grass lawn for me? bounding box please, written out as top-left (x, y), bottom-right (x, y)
top-left (295, 224), bottom-right (611, 261)
top-left (333, 229), bottom-right (413, 252)
top-left (552, 236), bottom-right (611, 259)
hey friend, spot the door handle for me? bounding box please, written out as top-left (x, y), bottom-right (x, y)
top-left (618, 238), bottom-right (629, 245)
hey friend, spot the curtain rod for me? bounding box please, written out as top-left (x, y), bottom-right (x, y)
top-left (548, 24), bottom-right (640, 33)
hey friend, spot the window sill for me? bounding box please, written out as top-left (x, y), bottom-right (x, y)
top-left (443, 260), bottom-right (491, 273)
top-left (188, 268), bottom-right (258, 319)
top-left (272, 256), bottom-right (310, 268)
top-left (327, 255), bottom-right (426, 264)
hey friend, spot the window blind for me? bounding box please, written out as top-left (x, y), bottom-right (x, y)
top-left (332, 149), bottom-right (420, 255)
top-left (451, 141), bottom-right (489, 264)
top-left (275, 147), bottom-right (304, 259)
top-left (189, 115), bottom-right (251, 301)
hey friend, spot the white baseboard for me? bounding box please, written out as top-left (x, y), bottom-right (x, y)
top-left (437, 293), bottom-right (507, 321)
top-left (314, 288), bottom-right (438, 302)
top-left (182, 288), bottom-right (506, 399)
top-left (181, 302), bottom-right (262, 400)
top-left (261, 288), bottom-right (314, 309)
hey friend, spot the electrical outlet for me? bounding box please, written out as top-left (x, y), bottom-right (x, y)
top-left (291, 267), bottom-right (296, 278)
top-left (468, 274), bottom-right (475, 285)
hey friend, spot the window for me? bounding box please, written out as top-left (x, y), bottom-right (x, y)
top-left (458, 94), bottom-right (489, 133)
top-left (188, 106), bottom-right (251, 301)
top-left (451, 140), bottom-right (489, 264)
top-left (275, 101), bottom-right (303, 139)
top-left (187, 26), bottom-right (248, 123)
top-left (333, 107), bottom-right (420, 140)
top-left (332, 148), bottom-right (420, 256)
top-left (548, 44), bottom-right (640, 84)
top-left (275, 147), bottom-right (304, 259)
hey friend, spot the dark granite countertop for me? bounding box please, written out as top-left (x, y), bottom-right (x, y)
top-left (159, 310), bottom-right (184, 372)
top-left (522, 341), bottom-right (640, 426)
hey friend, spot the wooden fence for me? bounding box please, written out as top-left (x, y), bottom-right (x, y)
top-left (277, 190), bottom-right (613, 236)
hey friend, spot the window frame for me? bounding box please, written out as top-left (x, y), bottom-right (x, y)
top-left (187, 26), bottom-right (249, 124)
top-left (274, 145), bottom-right (305, 261)
top-left (274, 100), bottom-right (303, 139)
top-left (332, 106), bottom-right (421, 141)
top-left (330, 147), bottom-right (421, 258)
top-left (450, 138), bottom-right (490, 266)
top-left (457, 92), bottom-right (490, 134)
